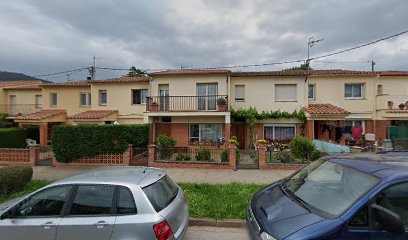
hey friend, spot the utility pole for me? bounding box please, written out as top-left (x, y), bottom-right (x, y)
top-left (66, 73), bottom-right (70, 81)
top-left (371, 60), bottom-right (376, 72)
top-left (307, 37), bottom-right (324, 67)
top-left (90, 56), bottom-right (102, 80)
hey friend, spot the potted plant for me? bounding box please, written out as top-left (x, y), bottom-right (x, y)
top-left (398, 103), bottom-right (405, 110)
top-left (217, 97), bottom-right (227, 111)
top-left (150, 102), bottom-right (159, 111)
top-left (387, 101), bottom-right (394, 109)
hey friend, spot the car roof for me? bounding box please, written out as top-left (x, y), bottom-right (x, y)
top-left (327, 152), bottom-right (408, 180)
top-left (52, 167), bottom-right (166, 188)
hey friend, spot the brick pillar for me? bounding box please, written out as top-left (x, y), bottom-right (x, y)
top-left (305, 120), bottom-right (314, 141)
top-left (224, 123), bottom-right (231, 143)
top-left (29, 145), bottom-right (39, 166)
top-left (39, 123), bottom-right (48, 145)
top-left (258, 143), bottom-right (266, 169)
top-left (122, 145), bottom-right (132, 166)
top-left (148, 144), bottom-right (156, 166)
top-left (229, 143), bottom-right (236, 169)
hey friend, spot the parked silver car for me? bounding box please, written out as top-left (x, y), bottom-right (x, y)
top-left (0, 167), bottom-right (189, 240)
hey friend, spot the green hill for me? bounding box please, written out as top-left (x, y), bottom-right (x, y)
top-left (0, 71), bottom-right (43, 81)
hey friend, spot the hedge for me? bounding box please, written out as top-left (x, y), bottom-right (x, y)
top-left (0, 128), bottom-right (26, 148)
top-left (0, 166), bottom-right (33, 195)
top-left (52, 124), bottom-right (149, 163)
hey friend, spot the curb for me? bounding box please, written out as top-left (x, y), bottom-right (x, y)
top-left (189, 217), bottom-right (246, 228)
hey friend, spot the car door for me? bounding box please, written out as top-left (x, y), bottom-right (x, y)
top-left (0, 185), bottom-right (73, 240)
top-left (370, 181), bottom-right (408, 239)
top-left (56, 185), bottom-right (116, 240)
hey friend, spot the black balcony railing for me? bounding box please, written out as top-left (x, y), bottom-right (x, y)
top-left (0, 104), bottom-right (41, 116)
top-left (146, 95), bottom-right (228, 112)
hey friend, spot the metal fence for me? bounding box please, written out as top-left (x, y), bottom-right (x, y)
top-left (156, 147), bottom-right (227, 162)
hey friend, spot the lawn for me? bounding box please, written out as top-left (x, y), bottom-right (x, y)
top-left (179, 182), bottom-right (267, 219)
top-left (0, 180), bottom-right (266, 220)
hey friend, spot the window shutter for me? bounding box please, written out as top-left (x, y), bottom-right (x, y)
top-left (235, 85), bottom-right (245, 101)
top-left (275, 84), bottom-right (297, 101)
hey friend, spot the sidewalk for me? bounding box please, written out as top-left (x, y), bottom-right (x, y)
top-left (32, 166), bottom-right (295, 184)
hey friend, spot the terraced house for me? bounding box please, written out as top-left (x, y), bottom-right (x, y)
top-left (3, 69), bottom-right (408, 150)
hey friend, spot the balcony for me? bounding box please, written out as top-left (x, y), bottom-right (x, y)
top-left (146, 95), bottom-right (228, 112)
top-left (0, 104), bottom-right (42, 117)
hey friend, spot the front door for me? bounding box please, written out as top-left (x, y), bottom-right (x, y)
top-left (0, 185), bottom-right (73, 240)
top-left (159, 84), bottom-right (169, 111)
top-left (56, 185), bottom-right (116, 240)
top-left (197, 83), bottom-right (217, 111)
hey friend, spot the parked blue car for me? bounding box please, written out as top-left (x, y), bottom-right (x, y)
top-left (247, 152), bottom-right (408, 240)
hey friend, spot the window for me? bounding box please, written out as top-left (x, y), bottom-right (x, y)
top-left (35, 95), bottom-right (42, 109)
top-left (69, 185), bottom-right (115, 215)
top-left (275, 84), bottom-right (297, 102)
top-left (99, 90), bottom-right (107, 106)
top-left (345, 83), bottom-right (364, 99)
top-left (264, 125), bottom-right (296, 141)
top-left (50, 93), bottom-right (57, 107)
top-left (376, 182), bottom-right (408, 227)
top-left (235, 85), bottom-right (245, 101)
top-left (14, 186), bottom-right (72, 217)
top-left (189, 124), bottom-right (222, 143)
top-left (117, 187), bottom-right (137, 215)
top-left (377, 84), bottom-right (383, 95)
top-left (142, 175), bottom-right (179, 212)
top-left (132, 89), bottom-right (148, 104)
top-left (308, 84), bottom-right (315, 100)
top-left (79, 93), bottom-right (91, 106)
top-left (197, 83), bottom-right (218, 110)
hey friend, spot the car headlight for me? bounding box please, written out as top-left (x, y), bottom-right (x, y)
top-left (260, 231), bottom-right (277, 240)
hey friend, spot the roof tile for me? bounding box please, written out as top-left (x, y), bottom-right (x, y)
top-left (68, 110), bottom-right (118, 119)
top-left (40, 80), bottom-right (91, 87)
top-left (304, 103), bottom-right (350, 115)
top-left (15, 109), bottom-right (66, 120)
top-left (231, 69), bottom-right (376, 77)
top-left (150, 69), bottom-right (231, 76)
top-left (89, 77), bottom-right (149, 83)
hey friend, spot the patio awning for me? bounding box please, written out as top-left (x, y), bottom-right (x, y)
top-left (345, 114), bottom-right (373, 120)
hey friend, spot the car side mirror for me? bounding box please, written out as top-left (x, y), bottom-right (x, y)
top-left (370, 204), bottom-right (405, 235)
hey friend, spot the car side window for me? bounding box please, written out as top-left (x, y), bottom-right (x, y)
top-left (376, 182), bottom-right (408, 227)
top-left (69, 185), bottom-right (115, 216)
top-left (14, 185), bottom-right (72, 217)
top-left (348, 206), bottom-right (369, 229)
top-left (117, 187), bottom-right (137, 215)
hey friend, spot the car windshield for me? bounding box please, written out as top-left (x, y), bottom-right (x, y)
top-left (142, 175), bottom-right (179, 212)
top-left (283, 159), bottom-right (380, 217)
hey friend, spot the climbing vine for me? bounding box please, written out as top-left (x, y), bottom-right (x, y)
top-left (230, 107), bottom-right (307, 147)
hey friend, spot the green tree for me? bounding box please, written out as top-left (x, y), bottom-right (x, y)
top-left (285, 63), bottom-right (313, 71)
top-left (125, 66), bottom-right (146, 77)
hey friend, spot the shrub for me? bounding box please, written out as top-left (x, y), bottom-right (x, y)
top-left (52, 124), bottom-right (149, 163)
top-left (310, 149), bottom-right (322, 161)
top-left (288, 136), bottom-right (315, 161)
top-left (195, 146), bottom-right (211, 161)
top-left (0, 166), bottom-right (33, 195)
top-left (217, 97), bottom-right (227, 105)
top-left (175, 152), bottom-right (192, 161)
top-left (157, 135), bottom-right (177, 159)
top-left (157, 135), bottom-right (177, 148)
top-left (275, 151), bottom-right (292, 163)
top-left (0, 128), bottom-right (26, 148)
top-left (220, 149), bottom-right (229, 162)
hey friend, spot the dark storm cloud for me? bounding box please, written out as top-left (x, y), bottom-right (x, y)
top-left (0, 0), bottom-right (407, 81)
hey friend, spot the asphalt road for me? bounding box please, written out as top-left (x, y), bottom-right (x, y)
top-left (185, 226), bottom-right (249, 240)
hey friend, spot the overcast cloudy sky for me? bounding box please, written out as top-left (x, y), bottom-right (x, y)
top-left (0, 0), bottom-right (407, 82)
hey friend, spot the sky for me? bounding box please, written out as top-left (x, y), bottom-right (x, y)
top-left (0, 0), bottom-right (407, 82)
